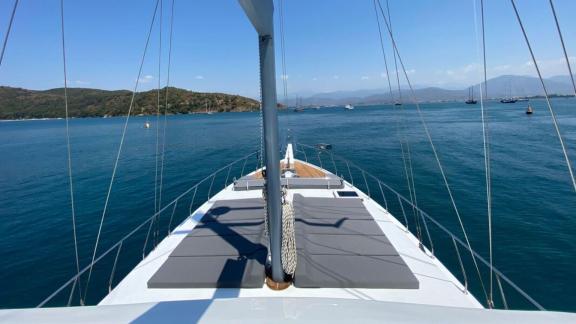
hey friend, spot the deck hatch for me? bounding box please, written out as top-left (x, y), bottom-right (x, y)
top-left (336, 191), bottom-right (359, 197)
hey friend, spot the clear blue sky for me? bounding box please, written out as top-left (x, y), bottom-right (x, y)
top-left (1, 0), bottom-right (575, 99)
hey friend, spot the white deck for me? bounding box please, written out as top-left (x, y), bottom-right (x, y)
top-left (100, 156), bottom-right (482, 309)
top-left (7, 298), bottom-right (576, 323)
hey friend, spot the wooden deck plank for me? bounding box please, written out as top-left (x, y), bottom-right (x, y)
top-left (254, 161), bottom-right (325, 179)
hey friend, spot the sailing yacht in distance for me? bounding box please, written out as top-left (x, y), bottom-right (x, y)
top-left (205, 99), bottom-right (215, 115)
top-left (465, 86), bottom-right (477, 104)
top-left (500, 81), bottom-right (517, 103)
top-left (293, 97), bottom-right (305, 112)
top-left (1, 0), bottom-right (575, 322)
top-left (500, 97), bottom-right (517, 104)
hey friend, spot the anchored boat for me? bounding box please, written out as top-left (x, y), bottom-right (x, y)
top-left (500, 98), bottom-right (517, 104)
top-left (465, 86), bottom-right (477, 104)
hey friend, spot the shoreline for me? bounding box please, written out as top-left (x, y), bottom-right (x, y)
top-left (1, 97), bottom-right (572, 121)
top-left (0, 110), bottom-right (259, 122)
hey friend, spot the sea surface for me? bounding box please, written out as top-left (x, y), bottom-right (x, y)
top-left (1, 99), bottom-right (575, 311)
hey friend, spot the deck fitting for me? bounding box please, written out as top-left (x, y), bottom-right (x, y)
top-left (265, 277), bottom-right (291, 290)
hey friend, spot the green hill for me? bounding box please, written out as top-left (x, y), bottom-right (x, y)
top-left (0, 86), bottom-right (261, 119)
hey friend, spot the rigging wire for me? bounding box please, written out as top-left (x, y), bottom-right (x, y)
top-left (510, 0), bottom-right (576, 193)
top-left (373, 0), bottom-right (393, 98)
top-left (153, 0), bottom-right (163, 247)
top-left (59, 0), bottom-right (83, 305)
top-left (385, 0), bottom-right (402, 104)
top-left (84, 0), bottom-right (162, 300)
top-left (375, 0), bottom-right (489, 303)
top-left (548, 0), bottom-right (576, 97)
top-left (158, 0), bottom-right (175, 239)
top-left (473, 0), bottom-right (494, 308)
top-left (0, 0), bottom-right (19, 69)
top-left (375, 0), bottom-right (422, 240)
top-left (384, 0), bottom-right (419, 223)
top-left (404, 135), bottom-right (422, 240)
top-left (278, 0), bottom-right (288, 100)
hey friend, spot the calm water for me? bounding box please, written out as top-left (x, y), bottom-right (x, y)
top-left (1, 99), bottom-right (575, 311)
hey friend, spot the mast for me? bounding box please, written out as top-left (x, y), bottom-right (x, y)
top-left (238, 0), bottom-right (285, 283)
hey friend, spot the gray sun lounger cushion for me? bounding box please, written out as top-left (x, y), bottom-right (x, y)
top-left (293, 194), bottom-right (374, 220)
top-left (233, 174), bottom-right (344, 191)
top-left (148, 198), bottom-right (267, 289)
top-left (292, 195), bottom-right (419, 289)
top-left (147, 251), bottom-right (267, 288)
top-left (282, 175), bottom-right (344, 189)
top-left (200, 198), bottom-right (266, 222)
top-left (296, 218), bottom-right (385, 236)
top-left (295, 233), bottom-right (397, 256)
top-left (171, 234), bottom-right (266, 257)
top-left (191, 220), bottom-right (265, 236)
top-left (294, 252), bottom-right (419, 289)
top-left (233, 176), bottom-right (265, 191)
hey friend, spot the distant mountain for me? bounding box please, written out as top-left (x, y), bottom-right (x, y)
top-left (480, 74), bottom-right (573, 98)
top-left (309, 89), bottom-right (389, 100)
top-left (283, 74), bottom-right (575, 106)
top-left (0, 86), bottom-right (260, 119)
top-left (547, 74), bottom-right (576, 87)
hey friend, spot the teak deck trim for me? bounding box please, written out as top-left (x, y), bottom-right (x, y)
top-left (254, 161), bottom-right (325, 179)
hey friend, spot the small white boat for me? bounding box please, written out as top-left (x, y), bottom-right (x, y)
top-left (144, 121), bottom-right (151, 128)
top-left (205, 99), bottom-right (216, 115)
top-left (344, 104), bottom-right (354, 110)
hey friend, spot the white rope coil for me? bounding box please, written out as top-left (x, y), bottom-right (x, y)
top-left (281, 202), bottom-right (297, 275)
top-left (262, 188), bottom-right (297, 276)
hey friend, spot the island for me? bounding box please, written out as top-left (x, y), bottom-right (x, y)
top-left (0, 86), bottom-right (261, 120)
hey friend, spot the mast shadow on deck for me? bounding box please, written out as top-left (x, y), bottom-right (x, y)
top-left (147, 199), bottom-right (268, 289)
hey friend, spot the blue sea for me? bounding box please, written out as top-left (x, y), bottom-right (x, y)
top-left (1, 99), bottom-right (575, 311)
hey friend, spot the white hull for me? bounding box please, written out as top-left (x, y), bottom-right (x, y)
top-left (3, 145), bottom-right (574, 322)
top-left (101, 153), bottom-right (479, 308)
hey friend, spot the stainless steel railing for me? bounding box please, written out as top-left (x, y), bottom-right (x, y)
top-left (38, 143), bottom-right (545, 310)
top-left (296, 142), bottom-right (544, 311)
top-left (37, 151), bottom-right (259, 308)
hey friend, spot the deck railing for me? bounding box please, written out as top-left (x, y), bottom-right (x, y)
top-left (37, 151), bottom-right (259, 308)
top-left (38, 144), bottom-right (544, 310)
top-left (295, 142), bottom-right (544, 311)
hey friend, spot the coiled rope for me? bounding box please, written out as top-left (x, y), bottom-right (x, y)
top-left (281, 201), bottom-right (297, 275)
top-left (262, 188), bottom-right (297, 276)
